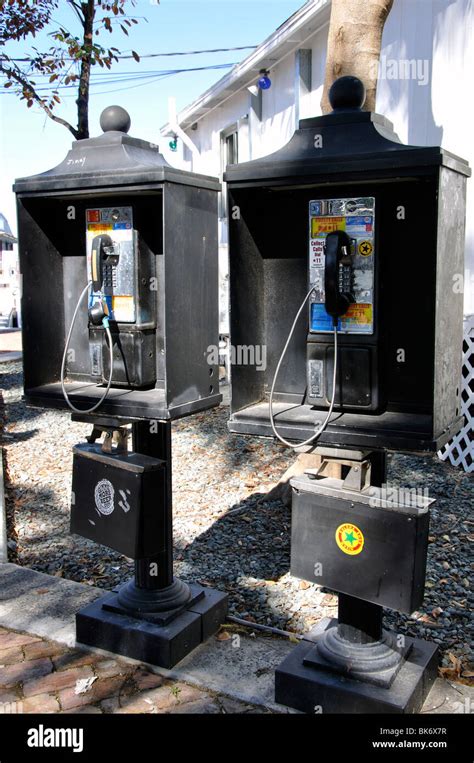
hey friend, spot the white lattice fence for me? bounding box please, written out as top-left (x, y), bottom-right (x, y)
top-left (438, 315), bottom-right (474, 473)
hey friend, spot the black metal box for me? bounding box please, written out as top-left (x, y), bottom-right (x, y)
top-left (71, 443), bottom-right (166, 558)
top-left (88, 327), bottom-right (156, 389)
top-left (290, 474), bottom-right (432, 614)
top-left (14, 109), bottom-right (221, 420)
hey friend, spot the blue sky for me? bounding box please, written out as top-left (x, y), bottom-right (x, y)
top-left (0, 0), bottom-right (303, 232)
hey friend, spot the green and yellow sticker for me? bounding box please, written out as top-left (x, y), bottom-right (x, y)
top-left (335, 523), bottom-right (364, 556)
top-left (358, 240), bottom-right (373, 256)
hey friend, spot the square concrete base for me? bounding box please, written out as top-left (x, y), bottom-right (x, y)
top-left (76, 585), bottom-right (228, 669)
top-left (275, 619), bottom-right (438, 714)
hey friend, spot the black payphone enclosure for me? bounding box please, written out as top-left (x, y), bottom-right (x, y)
top-left (14, 115), bottom-right (222, 421)
top-left (225, 95), bottom-right (470, 452)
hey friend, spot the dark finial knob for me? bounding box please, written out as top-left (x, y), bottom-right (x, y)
top-left (100, 105), bottom-right (131, 134)
top-left (329, 76), bottom-right (366, 111)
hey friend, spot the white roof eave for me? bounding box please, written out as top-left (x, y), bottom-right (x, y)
top-left (161, 0), bottom-right (331, 134)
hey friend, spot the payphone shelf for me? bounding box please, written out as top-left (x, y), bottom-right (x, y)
top-left (24, 382), bottom-right (222, 422)
top-left (228, 401), bottom-right (463, 453)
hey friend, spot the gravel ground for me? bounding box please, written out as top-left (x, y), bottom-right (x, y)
top-left (1, 361), bottom-right (472, 675)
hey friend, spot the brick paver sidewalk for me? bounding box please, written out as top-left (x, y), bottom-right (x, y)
top-left (0, 626), bottom-right (259, 714)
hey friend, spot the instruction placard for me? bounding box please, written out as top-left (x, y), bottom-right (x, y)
top-left (308, 197), bottom-right (375, 334)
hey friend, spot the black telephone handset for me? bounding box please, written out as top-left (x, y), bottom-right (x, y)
top-left (89, 234), bottom-right (116, 326)
top-left (90, 234), bottom-right (114, 293)
top-left (324, 230), bottom-right (354, 320)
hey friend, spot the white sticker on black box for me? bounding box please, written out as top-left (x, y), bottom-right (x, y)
top-left (94, 479), bottom-right (115, 516)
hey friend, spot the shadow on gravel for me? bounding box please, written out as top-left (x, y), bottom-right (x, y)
top-left (3, 428), bottom-right (40, 443)
top-left (175, 491), bottom-right (293, 625)
top-left (3, 482), bottom-right (62, 557)
top-left (174, 405), bottom-right (282, 475)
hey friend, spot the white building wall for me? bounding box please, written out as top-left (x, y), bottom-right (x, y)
top-left (377, 0), bottom-right (473, 314)
top-left (253, 59), bottom-right (297, 157)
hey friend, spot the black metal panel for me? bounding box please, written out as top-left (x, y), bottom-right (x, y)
top-left (163, 182), bottom-right (220, 411)
top-left (227, 400), bottom-right (463, 452)
top-left (71, 443), bottom-right (167, 558)
top-left (290, 483), bottom-right (429, 614)
top-left (88, 327), bottom-right (156, 388)
top-left (16, 199), bottom-right (66, 391)
top-left (307, 344), bottom-right (376, 409)
top-left (227, 188), bottom-right (266, 413)
top-left (264, 257), bottom-right (308, 397)
top-left (433, 167), bottom-right (466, 436)
top-left (24, 384), bottom-right (222, 421)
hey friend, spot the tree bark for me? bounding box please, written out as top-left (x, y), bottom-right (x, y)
top-left (76, 0), bottom-right (95, 139)
top-left (321, 0), bottom-right (394, 114)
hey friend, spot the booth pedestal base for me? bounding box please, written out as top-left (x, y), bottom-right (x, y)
top-left (275, 619), bottom-right (438, 714)
top-left (76, 585), bottom-right (228, 669)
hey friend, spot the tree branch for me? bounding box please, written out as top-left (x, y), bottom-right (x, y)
top-left (66, 0), bottom-right (85, 24)
top-left (0, 61), bottom-right (79, 139)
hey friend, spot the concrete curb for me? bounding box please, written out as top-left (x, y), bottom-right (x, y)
top-left (0, 564), bottom-right (471, 714)
top-left (0, 351), bottom-right (22, 363)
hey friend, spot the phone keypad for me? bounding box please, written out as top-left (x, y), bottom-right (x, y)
top-left (339, 263), bottom-right (353, 294)
top-left (103, 264), bottom-right (117, 290)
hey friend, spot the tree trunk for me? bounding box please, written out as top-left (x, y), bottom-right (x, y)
top-left (321, 0), bottom-right (394, 114)
top-left (76, 0), bottom-right (95, 139)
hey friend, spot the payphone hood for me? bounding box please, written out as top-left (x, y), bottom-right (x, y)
top-left (224, 77), bottom-right (470, 185)
top-left (13, 106), bottom-right (220, 194)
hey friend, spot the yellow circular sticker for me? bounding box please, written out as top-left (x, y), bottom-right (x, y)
top-left (335, 523), bottom-right (364, 555)
top-left (358, 240), bottom-right (373, 256)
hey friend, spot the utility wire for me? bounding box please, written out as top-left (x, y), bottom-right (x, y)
top-left (85, 71), bottom-right (175, 97)
top-left (1, 45), bottom-right (257, 63)
top-left (0, 62), bottom-right (237, 96)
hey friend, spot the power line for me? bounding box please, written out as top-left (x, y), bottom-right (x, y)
top-left (0, 61), bottom-right (237, 96)
top-left (87, 71), bottom-right (175, 98)
top-left (1, 45), bottom-right (257, 63)
top-left (98, 45), bottom-right (257, 60)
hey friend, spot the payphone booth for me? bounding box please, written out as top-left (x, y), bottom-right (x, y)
top-left (225, 77), bottom-right (470, 712)
top-left (14, 106), bottom-right (227, 668)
